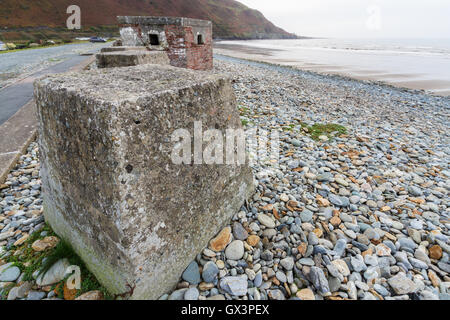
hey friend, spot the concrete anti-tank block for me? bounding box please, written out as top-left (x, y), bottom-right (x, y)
top-left (100, 46), bottom-right (148, 53)
top-left (96, 50), bottom-right (170, 68)
top-left (34, 64), bottom-right (255, 299)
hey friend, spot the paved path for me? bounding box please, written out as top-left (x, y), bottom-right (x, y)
top-left (0, 43), bottom-right (108, 183)
top-left (0, 55), bottom-right (91, 125)
top-left (0, 42), bottom-right (110, 89)
top-left (0, 42), bottom-right (110, 125)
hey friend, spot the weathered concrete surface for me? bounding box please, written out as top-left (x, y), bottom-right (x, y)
top-left (96, 50), bottom-right (170, 68)
top-left (118, 16), bottom-right (212, 28)
top-left (34, 64), bottom-right (255, 299)
top-left (117, 16), bottom-right (213, 70)
top-left (100, 46), bottom-right (147, 53)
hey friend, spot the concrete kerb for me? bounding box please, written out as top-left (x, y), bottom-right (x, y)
top-left (0, 100), bottom-right (38, 184)
top-left (0, 56), bottom-right (96, 184)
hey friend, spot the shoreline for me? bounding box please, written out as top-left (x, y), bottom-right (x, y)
top-left (213, 43), bottom-right (450, 97)
top-left (214, 53), bottom-right (450, 102)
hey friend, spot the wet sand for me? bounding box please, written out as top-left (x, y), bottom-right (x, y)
top-left (214, 41), bottom-right (450, 96)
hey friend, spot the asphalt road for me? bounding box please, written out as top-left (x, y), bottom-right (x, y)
top-left (0, 42), bottom-right (110, 125)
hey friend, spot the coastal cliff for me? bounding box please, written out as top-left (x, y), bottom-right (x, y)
top-left (0, 0), bottom-right (297, 40)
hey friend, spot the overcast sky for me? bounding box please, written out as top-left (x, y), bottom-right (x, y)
top-left (238, 0), bottom-right (450, 38)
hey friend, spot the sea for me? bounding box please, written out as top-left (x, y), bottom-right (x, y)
top-left (214, 38), bottom-right (450, 96)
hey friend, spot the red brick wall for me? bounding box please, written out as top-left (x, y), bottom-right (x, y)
top-left (164, 25), bottom-right (188, 69)
top-left (163, 25), bottom-right (213, 71)
top-left (184, 27), bottom-right (213, 71)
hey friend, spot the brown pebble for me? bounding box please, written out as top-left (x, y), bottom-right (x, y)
top-left (429, 245), bottom-right (443, 260)
top-left (209, 227), bottom-right (231, 252)
top-left (247, 235), bottom-right (260, 247)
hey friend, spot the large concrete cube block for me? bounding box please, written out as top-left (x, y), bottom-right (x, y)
top-left (96, 50), bottom-right (170, 68)
top-left (34, 64), bottom-right (254, 299)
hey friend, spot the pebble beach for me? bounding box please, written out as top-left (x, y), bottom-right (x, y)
top-left (1, 55), bottom-right (449, 300)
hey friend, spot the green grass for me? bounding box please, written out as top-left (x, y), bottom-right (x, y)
top-left (44, 240), bottom-right (113, 300)
top-left (0, 282), bottom-right (16, 300)
top-left (37, 240), bottom-right (80, 278)
top-left (4, 224), bottom-right (56, 281)
top-left (241, 118), bottom-right (255, 127)
top-left (299, 122), bottom-right (347, 141)
top-left (239, 105), bottom-right (250, 117)
top-left (282, 124), bottom-right (296, 131)
top-left (2, 224), bottom-right (112, 300)
top-left (239, 105), bottom-right (254, 127)
top-left (241, 118), bottom-right (249, 126)
top-left (0, 40), bottom-right (90, 54)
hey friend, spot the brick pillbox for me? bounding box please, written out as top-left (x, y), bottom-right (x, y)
top-left (118, 16), bottom-right (213, 71)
